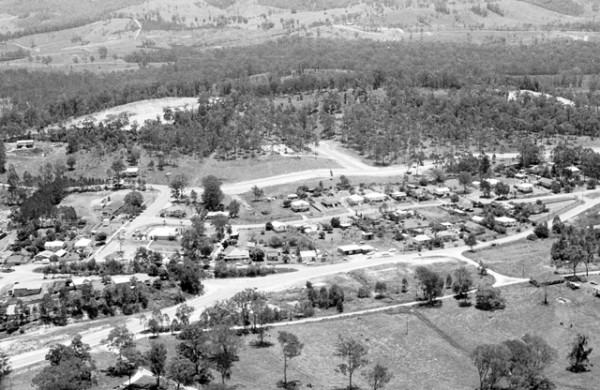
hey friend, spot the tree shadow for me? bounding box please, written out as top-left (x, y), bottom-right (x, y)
top-left (277, 380), bottom-right (302, 389)
top-left (249, 340), bottom-right (274, 348)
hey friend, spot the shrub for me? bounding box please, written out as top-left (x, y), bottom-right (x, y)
top-left (269, 236), bottom-right (283, 248)
top-left (475, 287), bottom-right (506, 311)
top-left (534, 221), bottom-right (549, 239)
top-left (357, 285), bottom-right (371, 298)
top-left (527, 233), bottom-right (538, 241)
top-left (330, 217), bottom-right (341, 228)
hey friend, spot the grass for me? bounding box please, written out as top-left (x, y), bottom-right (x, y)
top-left (464, 237), bottom-right (555, 279)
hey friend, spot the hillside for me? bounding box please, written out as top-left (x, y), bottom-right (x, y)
top-left (1, 0), bottom-right (600, 72)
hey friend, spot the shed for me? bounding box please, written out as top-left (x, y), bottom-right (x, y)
top-left (74, 238), bottom-right (93, 252)
top-left (102, 201), bottom-right (124, 217)
top-left (471, 215), bottom-right (484, 224)
top-left (16, 139), bottom-right (34, 149)
top-left (287, 194), bottom-right (299, 200)
top-left (10, 282), bottom-right (43, 297)
top-left (361, 231), bottom-right (374, 241)
top-left (35, 250), bottom-right (57, 261)
top-left (484, 178), bottom-right (499, 187)
top-left (265, 251), bottom-right (280, 261)
top-left (205, 211), bottom-right (230, 220)
top-left (55, 249), bottom-right (67, 258)
top-left (538, 178), bottom-right (554, 189)
top-left (122, 167), bottom-right (139, 178)
top-left (291, 200), bottom-right (310, 212)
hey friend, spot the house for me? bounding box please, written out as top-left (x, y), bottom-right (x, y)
top-left (463, 221), bottom-right (485, 235)
top-left (363, 192), bottom-right (387, 203)
top-left (390, 191), bottom-right (407, 201)
top-left (102, 201), bottom-right (124, 217)
top-left (44, 240), bottom-right (65, 252)
top-left (516, 183), bottom-right (534, 193)
top-left (484, 178), bottom-right (500, 187)
top-left (471, 215), bottom-right (485, 225)
top-left (112, 274), bottom-right (154, 287)
top-left (55, 249), bottom-right (67, 258)
top-left (291, 200), bottom-right (310, 212)
top-left (265, 250), bottom-right (280, 261)
top-left (337, 244), bottom-right (363, 255)
top-left (495, 216), bottom-right (517, 227)
top-left (346, 194), bottom-right (364, 205)
top-left (410, 234), bottom-right (432, 245)
top-left (565, 166), bottom-right (580, 174)
top-left (222, 247), bottom-right (250, 262)
top-left (122, 167), bottom-right (139, 178)
top-left (271, 221), bottom-right (287, 233)
top-left (287, 193), bottom-right (299, 200)
top-left (160, 206), bottom-right (187, 218)
top-left (339, 222), bottom-right (352, 229)
top-left (538, 178), bottom-right (554, 189)
top-left (432, 187), bottom-right (450, 197)
top-left (321, 198), bottom-right (340, 208)
top-left (437, 230), bottom-right (458, 242)
top-left (299, 250), bottom-right (318, 262)
top-left (361, 231), bottom-right (374, 241)
top-left (74, 238), bottom-right (93, 253)
top-left (147, 226), bottom-right (179, 240)
top-left (10, 282), bottom-right (43, 297)
top-left (16, 139), bottom-right (34, 149)
top-left (35, 250), bottom-right (56, 261)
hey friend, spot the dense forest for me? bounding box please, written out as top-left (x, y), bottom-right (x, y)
top-left (3, 38), bottom-right (600, 161)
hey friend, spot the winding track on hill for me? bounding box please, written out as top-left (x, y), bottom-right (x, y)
top-left (5, 141), bottom-right (600, 372)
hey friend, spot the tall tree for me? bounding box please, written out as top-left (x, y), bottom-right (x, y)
top-left (102, 325), bottom-right (135, 361)
top-left (415, 266), bottom-right (444, 305)
top-left (146, 341), bottom-right (168, 388)
top-left (208, 326), bottom-right (241, 388)
top-left (251, 185), bottom-right (264, 201)
top-left (458, 171), bottom-right (472, 193)
top-left (452, 266), bottom-right (474, 302)
top-left (170, 174), bottom-right (189, 200)
top-left (202, 175), bottom-right (224, 211)
top-left (0, 349), bottom-right (12, 386)
top-left (278, 331), bottom-right (304, 387)
top-left (471, 344), bottom-right (511, 390)
top-left (167, 356), bottom-right (195, 390)
top-left (0, 142), bottom-right (6, 174)
top-left (334, 335), bottom-right (368, 390)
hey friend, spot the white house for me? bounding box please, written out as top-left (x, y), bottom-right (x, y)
top-left (291, 200), bottom-right (310, 212)
top-left (346, 194), bottom-right (364, 205)
top-left (390, 191), bottom-right (407, 201)
top-left (516, 183), bottom-right (534, 193)
top-left (16, 140), bottom-right (34, 149)
top-left (471, 215), bottom-right (485, 224)
top-left (484, 178), bottom-right (500, 187)
top-left (44, 240), bottom-right (65, 252)
top-left (122, 167), bottom-right (139, 178)
top-left (223, 247), bottom-right (250, 262)
top-left (300, 250), bottom-right (319, 262)
top-left (433, 187), bottom-right (450, 197)
top-left (147, 226), bottom-right (179, 240)
top-left (410, 234), bottom-right (432, 245)
top-left (287, 193), bottom-right (299, 200)
top-left (363, 192), bottom-right (387, 202)
top-left (271, 221), bottom-right (287, 232)
top-left (495, 216), bottom-right (517, 227)
top-left (74, 238), bottom-right (93, 253)
top-left (205, 211), bottom-right (230, 220)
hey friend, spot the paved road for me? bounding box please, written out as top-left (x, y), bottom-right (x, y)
top-left (5, 143), bottom-right (600, 371)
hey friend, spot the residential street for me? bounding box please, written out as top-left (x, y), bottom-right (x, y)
top-left (5, 144), bottom-right (600, 372)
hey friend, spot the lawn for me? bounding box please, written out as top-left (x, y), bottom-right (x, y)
top-left (464, 237), bottom-right (555, 279)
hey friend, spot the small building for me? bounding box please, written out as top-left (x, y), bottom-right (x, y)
top-left (55, 249), bottom-right (67, 258)
top-left (390, 191), bottom-right (407, 201)
top-left (229, 229), bottom-right (239, 239)
top-left (463, 221), bottom-right (485, 235)
top-left (35, 250), bottom-right (57, 261)
top-left (74, 238), bottom-right (93, 253)
top-left (271, 221), bottom-right (287, 233)
top-left (16, 139), bottom-right (34, 149)
top-left (363, 192), bottom-right (387, 203)
top-left (516, 183), bottom-right (534, 193)
top-left (299, 250), bottom-right (318, 262)
top-left (287, 194), bottom-right (299, 200)
top-left (222, 247), bottom-right (250, 262)
top-left (122, 167), bottom-right (139, 178)
top-left (147, 226), bottom-right (179, 240)
top-left (44, 241), bottom-right (65, 252)
top-left (361, 231), bottom-right (374, 241)
top-left (565, 166), bottom-right (580, 174)
top-left (346, 194), bottom-right (364, 205)
top-left (484, 178), bottom-right (500, 187)
top-left (495, 216), bottom-right (517, 227)
top-left (10, 282), bottom-right (43, 297)
top-left (432, 187), bottom-right (451, 197)
top-left (437, 230), bottom-right (458, 242)
top-left (291, 200), bottom-right (310, 212)
top-left (112, 274), bottom-right (154, 287)
top-left (339, 222), bottom-right (352, 229)
top-left (360, 244), bottom-right (375, 254)
top-left (410, 234), bottom-right (432, 245)
top-left (337, 244), bottom-right (363, 255)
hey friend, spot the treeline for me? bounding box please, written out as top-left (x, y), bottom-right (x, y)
top-left (3, 38), bottom-right (600, 136)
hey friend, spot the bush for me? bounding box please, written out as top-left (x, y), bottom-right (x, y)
top-left (527, 233), bottom-right (538, 241)
top-left (330, 217), bottom-right (341, 228)
top-left (282, 199), bottom-right (291, 208)
top-left (265, 221), bottom-right (273, 230)
top-left (534, 221), bottom-right (549, 239)
top-left (493, 225), bottom-right (507, 234)
top-left (475, 287), bottom-right (506, 311)
top-left (357, 286), bottom-right (371, 298)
